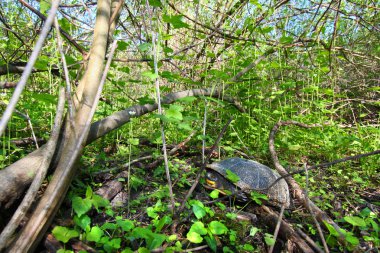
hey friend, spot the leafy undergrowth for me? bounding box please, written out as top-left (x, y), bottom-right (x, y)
top-left (48, 149), bottom-right (380, 253)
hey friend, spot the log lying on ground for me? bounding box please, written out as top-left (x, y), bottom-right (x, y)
top-left (0, 88), bottom-right (239, 208)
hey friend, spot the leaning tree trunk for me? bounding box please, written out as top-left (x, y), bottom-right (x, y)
top-left (5, 0), bottom-right (112, 251)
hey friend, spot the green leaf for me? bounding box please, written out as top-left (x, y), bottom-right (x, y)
top-left (189, 221), bottom-right (207, 235)
top-left (346, 234), bottom-right (359, 246)
top-left (264, 233), bottom-right (275, 246)
top-left (154, 215), bottom-right (172, 232)
top-left (226, 212), bottom-right (237, 220)
top-left (166, 105), bottom-right (183, 121)
top-left (106, 238), bottom-right (121, 249)
top-left (243, 244), bottom-right (254, 251)
top-left (138, 43), bottom-right (152, 52)
top-left (91, 194), bottom-right (109, 210)
top-left (118, 41), bottom-right (129, 51)
top-left (344, 216), bottom-right (366, 227)
top-left (72, 196), bottom-right (92, 217)
top-left (52, 226), bottom-right (79, 243)
top-left (85, 186), bottom-right (93, 199)
top-left (205, 235), bottom-right (217, 252)
top-left (163, 15), bottom-right (189, 29)
top-left (86, 226), bottom-right (104, 242)
top-left (101, 222), bottom-right (118, 230)
top-left (142, 71), bottom-right (159, 80)
top-left (192, 202), bottom-right (206, 219)
top-left (250, 227), bottom-right (259, 237)
top-left (116, 218), bottom-right (134, 232)
top-left (73, 214), bottom-right (91, 231)
top-left (209, 190), bottom-right (219, 199)
top-left (148, 0), bottom-right (162, 7)
top-left (186, 231), bottom-right (203, 243)
top-left (279, 36), bottom-right (293, 44)
top-left (40, 1), bottom-right (51, 15)
top-left (208, 221), bottom-right (228, 235)
top-left (177, 123), bottom-right (192, 131)
top-left (225, 169), bottom-right (240, 184)
top-left (57, 250), bottom-right (74, 253)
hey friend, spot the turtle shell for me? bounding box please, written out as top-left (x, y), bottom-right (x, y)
top-left (207, 158), bottom-right (290, 208)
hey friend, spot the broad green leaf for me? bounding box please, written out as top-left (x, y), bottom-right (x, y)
top-left (107, 238), bottom-right (121, 249)
top-left (101, 222), bottom-right (118, 230)
top-left (86, 226), bottom-right (104, 242)
top-left (209, 190), bottom-right (219, 199)
top-left (192, 203), bottom-right (206, 219)
top-left (243, 244), bottom-right (254, 251)
top-left (72, 196), bottom-right (92, 217)
top-left (264, 233), bottom-right (275, 246)
top-left (208, 221), bottom-right (228, 235)
top-left (344, 216), bottom-right (366, 227)
top-left (177, 123), bottom-right (192, 131)
top-left (189, 221), bottom-right (207, 235)
top-left (91, 194), bottom-right (109, 210)
top-left (142, 71), bottom-right (159, 80)
top-left (73, 214), bottom-right (91, 231)
top-left (186, 231), bottom-right (203, 243)
top-left (116, 219), bottom-right (134, 232)
top-left (166, 106), bottom-right (183, 121)
top-left (118, 41), bottom-right (129, 51)
top-left (346, 234), bottom-right (359, 246)
top-left (52, 226), bottom-right (79, 243)
top-left (163, 15), bottom-right (189, 29)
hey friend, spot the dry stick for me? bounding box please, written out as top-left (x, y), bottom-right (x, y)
top-left (296, 228), bottom-right (324, 253)
top-left (0, 0), bottom-right (61, 136)
top-left (0, 87), bottom-right (65, 251)
top-left (268, 203), bottom-right (286, 253)
top-left (178, 116), bottom-right (234, 213)
top-left (25, 112), bottom-right (39, 149)
top-left (152, 31), bottom-right (176, 212)
top-left (304, 164), bottom-right (329, 253)
top-left (54, 17), bottom-right (74, 120)
top-left (268, 120), bottom-right (350, 245)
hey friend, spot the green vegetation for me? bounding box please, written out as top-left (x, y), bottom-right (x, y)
top-left (0, 0), bottom-right (379, 252)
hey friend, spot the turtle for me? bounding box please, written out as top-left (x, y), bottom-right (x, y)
top-left (206, 157), bottom-right (290, 208)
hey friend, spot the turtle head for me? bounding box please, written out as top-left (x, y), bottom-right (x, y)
top-left (205, 170), bottom-right (248, 201)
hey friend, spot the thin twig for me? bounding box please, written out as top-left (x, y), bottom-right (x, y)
top-left (304, 164), bottom-right (329, 253)
top-left (268, 203), bottom-right (286, 253)
top-left (54, 17), bottom-right (74, 120)
top-left (152, 30), bottom-right (176, 212)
